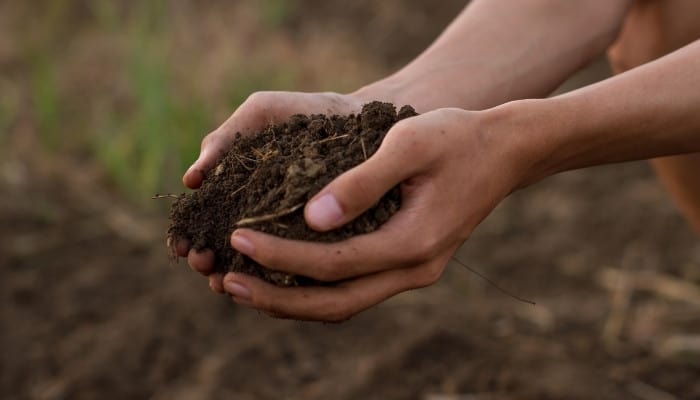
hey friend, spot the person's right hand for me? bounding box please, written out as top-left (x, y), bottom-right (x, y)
top-left (175, 91), bottom-right (369, 291)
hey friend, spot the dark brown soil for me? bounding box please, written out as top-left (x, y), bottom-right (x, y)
top-left (167, 101), bottom-right (417, 285)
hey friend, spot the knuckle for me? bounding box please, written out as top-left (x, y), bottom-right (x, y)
top-left (342, 171), bottom-right (380, 211)
top-left (386, 121), bottom-right (430, 160)
top-left (415, 262), bottom-right (444, 287)
top-left (237, 91), bottom-right (281, 129)
top-left (408, 234), bottom-right (440, 264)
top-left (200, 131), bottom-right (218, 150)
top-left (243, 91), bottom-right (277, 111)
top-left (386, 120), bottom-right (418, 146)
top-left (244, 91), bottom-right (267, 105)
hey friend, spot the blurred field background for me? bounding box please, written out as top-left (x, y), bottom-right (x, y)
top-left (2, 1), bottom-right (700, 399)
top-left (0, 0), bottom-right (457, 201)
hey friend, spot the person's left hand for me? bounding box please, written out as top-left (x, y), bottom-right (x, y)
top-left (219, 106), bottom-right (534, 321)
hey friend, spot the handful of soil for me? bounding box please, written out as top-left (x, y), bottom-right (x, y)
top-left (167, 101), bottom-right (417, 286)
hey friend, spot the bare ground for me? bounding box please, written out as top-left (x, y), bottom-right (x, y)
top-left (2, 148), bottom-right (699, 399)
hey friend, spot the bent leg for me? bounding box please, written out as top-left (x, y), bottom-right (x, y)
top-left (608, 0), bottom-right (700, 234)
top-left (653, 154), bottom-right (700, 233)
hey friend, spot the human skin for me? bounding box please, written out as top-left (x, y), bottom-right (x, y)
top-left (181, 0), bottom-right (632, 291)
top-left (608, 0), bottom-right (700, 234)
top-left (178, 0), bottom-right (700, 321)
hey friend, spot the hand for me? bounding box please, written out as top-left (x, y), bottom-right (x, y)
top-left (175, 91), bottom-right (368, 290)
top-left (222, 107), bottom-right (530, 321)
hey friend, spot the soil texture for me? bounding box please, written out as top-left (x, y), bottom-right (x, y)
top-left (167, 101), bottom-right (417, 285)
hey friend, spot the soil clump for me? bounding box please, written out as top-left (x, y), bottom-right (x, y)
top-left (167, 101), bottom-right (417, 285)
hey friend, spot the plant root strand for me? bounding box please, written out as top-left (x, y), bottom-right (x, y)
top-left (235, 203), bottom-right (305, 227)
top-left (152, 194), bottom-right (181, 200)
top-left (451, 256), bottom-right (536, 305)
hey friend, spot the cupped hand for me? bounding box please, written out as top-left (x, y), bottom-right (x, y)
top-left (175, 91), bottom-right (367, 288)
top-left (222, 107), bottom-right (530, 321)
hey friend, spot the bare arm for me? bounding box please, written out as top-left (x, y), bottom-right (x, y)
top-left (355, 0), bottom-right (632, 111)
top-left (506, 38), bottom-right (700, 186)
top-left (182, 0), bottom-right (634, 299)
top-left (184, 0), bottom-right (631, 189)
top-left (223, 38), bottom-right (700, 321)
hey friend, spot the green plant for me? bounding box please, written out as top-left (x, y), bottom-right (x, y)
top-left (258, 0), bottom-right (298, 28)
top-left (30, 53), bottom-right (62, 150)
top-left (91, 0), bottom-right (212, 203)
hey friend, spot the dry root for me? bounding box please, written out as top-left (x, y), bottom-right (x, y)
top-left (235, 203), bottom-right (305, 227)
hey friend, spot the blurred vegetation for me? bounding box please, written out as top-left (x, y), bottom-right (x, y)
top-left (91, 0), bottom-right (208, 199)
top-left (50, 1), bottom-right (300, 202)
top-left (2, 0), bottom-right (465, 205)
top-left (2, 0), bottom-right (358, 205)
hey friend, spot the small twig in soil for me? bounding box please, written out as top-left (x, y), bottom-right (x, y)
top-left (270, 125), bottom-right (278, 146)
top-left (451, 256), bottom-right (536, 305)
top-left (238, 154), bottom-right (259, 163)
top-left (229, 182), bottom-right (250, 199)
top-left (360, 137), bottom-right (368, 160)
top-left (235, 203), bottom-right (305, 227)
top-left (598, 268), bottom-right (700, 308)
top-left (166, 235), bottom-right (178, 263)
top-left (234, 154), bottom-right (256, 171)
top-left (601, 261), bottom-right (633, 349)
top-left (627, 380), bottom-right (678, 400)
top-left (152, 193), bottom-right (180, 200)
top-left (317, 134), bottom-right (350, 144)
top-left (252, 148), bottom-right (279, 162)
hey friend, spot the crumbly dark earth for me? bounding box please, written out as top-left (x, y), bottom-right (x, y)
top-left (167, 101), bottom-right (418, 285)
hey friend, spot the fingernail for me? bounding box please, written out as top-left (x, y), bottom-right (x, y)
top-left (231, 233), bottom-right (255, 255)
top-left (307, 193), bottom-right (343, 229)
top-left (225, 281), bottom-right (251, 301)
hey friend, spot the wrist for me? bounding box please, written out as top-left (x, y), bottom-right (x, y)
top-left (349, 74), bottom-right (413, 109)
top-left (479, 98), bottom-right (562, 190)
top-left (351, 67), bottom-right (463, 112)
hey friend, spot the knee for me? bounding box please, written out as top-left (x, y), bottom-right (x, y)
top-left (607, 0), bottom-right (700, 74)
top-left (607, 25), bottom-right (665, 74)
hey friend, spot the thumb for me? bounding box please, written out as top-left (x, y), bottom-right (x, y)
top-left (304, 132), bottom-right (422, 231)
top-left (182, 135), bottom-right (226, 189)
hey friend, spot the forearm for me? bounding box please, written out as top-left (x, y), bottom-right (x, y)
top-left (353, 0), bottom-right (631, 111)
top-left (498, 39), bottom-right (700, 186)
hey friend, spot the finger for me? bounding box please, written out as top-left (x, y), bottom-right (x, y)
top-left (209, 273), bottom-right (225, 294)
top-left (183, 138), bottom-right (228, 189)
top-left (222, 256), bottom-right (447, 322)
top-left (187, 248), bottom-right (215, 275)
top-left (304, 120), bottom-right (428, 231)
top-left (231, 213), bottom-right (438, 282)
top-left (174, 238), bottom-right (190, 258)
